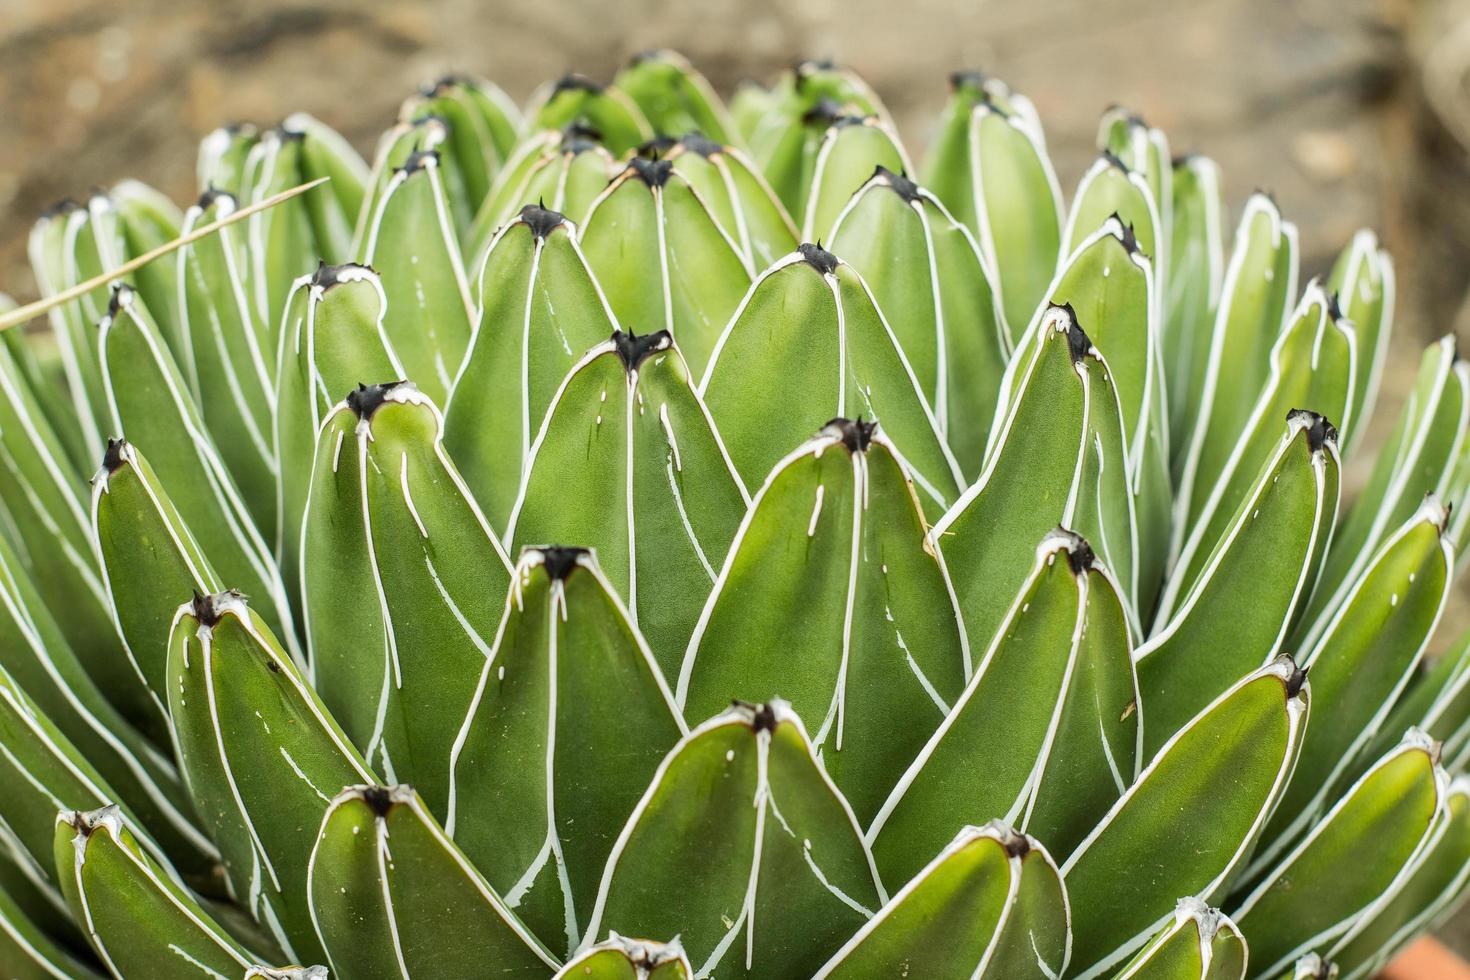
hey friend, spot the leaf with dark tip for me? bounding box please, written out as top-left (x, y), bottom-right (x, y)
top-left (582, 700), bottom-right (885, 979)
top-left (306, 784), bottom-right (556, 976)
top-left (446, 548), bottom-right (685, 957)
top-left (198, 123), bottom-right (261, 198)
top-left (666, 136), bottom-right (798, 271)
top-left (1231, 730), bottom-right (1445, 977)
top-left (1060, 657), bottom-right (1308, 978)
top-left (526, 74), bottom-right (653, 155)
top-left (827, 167), bottom-right (1009, 476)
top-left (678, 421), bottom-right (967, 824)
top-left (469, 130), bottom-right (618, 258)
top-left (1064, 155), bottom-right (1160, 276)
top-left (555, 934), bottom-right (692, 980)
top-left (401, 75), bottom-right (523, 230)
top-left (303, 383), bottom-right (511, 816)
top-left (868, 529), bottom-right (1133, 882)
top-left (1137, 413), bottom-right (1338, 756)
top-left (1096, 107), bottom-right (1172, 254)
top-left (614, 50), bottom-right (737, 144)
top-left (701, 248), bottom-right (963, 514)
top-left (167, 590), bottom-right (377, 964)
top-left (801, 116), bottom-right (910, 243)
top-left (1112, 898), bottom-right (1246, 980)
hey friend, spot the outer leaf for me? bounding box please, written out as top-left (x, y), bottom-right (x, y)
top-left (99, 285), bottom-right (298, 655)
top-left (555, 935), bottom-right (692, 980)
top-left (1164, 155), bottom-right (1225, 450)
top-left (580, 158), bottom-right (753, 376)
top-left (306, 785), bottom-right (556, 976)
top-left (302, 382), bottom-right (512, 815)
top-left (800, 115), bottom-right (910, 242)
top-left (54, 806), bottom-right (261, 978)
top-left (526, 74), bottom-right (653, 155)
top-left (1111, 898), bottom-right (1246, 980)
top-left (1060, 656), bottom-right (1309, 978)
top-left (581, 700), bottom-right (885, 979)
top-left (701, 245), bottom-right (964, 514)
top-left (0, 875), bottom-right (102, 979)
top-left (919, 72), bottom-right (1064, 343)
top-left (664, 134), bottom-right (799, 270)
top-left (678, 419), bottom-right (968, 824)
top-left (1231, 731), bottom-right (1445, 977)
top-left (356, 150), bottom-right (476, 403)
top-left (1327, 230), bottom-right (1394, 455)
top-left (931, 305), bottom-right (1137, 653)
top-left (614, 50), bottom-right (737, 144)
top-left (868, 529), bottom-right (1134, 883)
top-left (507, 332), bottom-right (749, 677)
top-left (827, 166), bottom-right (1009, 475)
top-left (1136, 412), bottom-right (1338, 755)
top-left (167, 590), bottom-right (377, 964)
top-left (446, 547), bottom-right (686, 956)
top-left (445, 205), bottom-right (619, 522)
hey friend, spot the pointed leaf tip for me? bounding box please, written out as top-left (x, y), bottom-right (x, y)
top-left (351, 783), bottom-right (415, 818)
top-left (100, 436), bottom-right (130, 475)
top-left (680, 133), bottom-right (725, 157)
top-left (311, 260), bottom-right (377, 290)
top-left (797, 241), bottom-right (840, 275)
top-left (627, 156), bottom-right (674, 188)
top-left (872, 165), bottom-right (921, 202)
top-left (188, 588), bottom-right (249, 627)
top-left (819, 416), bottom-right (878, 454)
top-left (730, 698), bottom-right (784, 734)
top-left (345, 380), bottom-right (414, 420)
top-left (1038, 526), bottom-right (1096, 574)
top-left (611, 329), bottom-right (673, 372)
top-left (1042, 303), bottom-right (1092, 363)
top-left (57, 803), bottom-right (123, 838)
top-left (106, 282), bottom-right (136, 318)
top-left (554, 72), bottom-right (604, 95)
top-left (980, 819), bottom-right (1033, 858)
top-left (1286, 408), bottom-right (1339, 452)
top-left (517, 203), bottom-right (569, 239)
top-left (530, 545), bottom-right (592, 580)
top-left (397, 147), bottom-right (439, 175)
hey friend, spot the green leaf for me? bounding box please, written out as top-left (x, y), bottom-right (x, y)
top-left (445, 547), bottom-right (685, 957)
top-left (1256, 498), bottom-right (1452, 867)
top-left (613, 50), bottom-right (737, 145)
top-left (579, 159), bottom-right (753, 377)
top-left (1136, 412), bottom-right (1338, 756)
top-left (469, 129), bottom-right (618, 260)
top-left (0, 289), bottom-right (92, 474)
top-left (1164, 155), bottom-right (1225, 456)
top-left (678, 419), bottom-right (968, 824)
top-left (1064, 155), bottom-right (1160, 276)
top-left (1168, 284), bottom-right (1355, 578)
top-left (665, 135), bottom-right (799, 271)
top-left (507, 333), bottom-right (749, 678)
top-left (98, 285), bottom-right (299, 656)
top-left (401, 75), bottom-right (523, 231)
top-left (526, 75), bottom-right (653, 156)
top-left (1060, 656), bottom-right (1309, 978)
top-left (1174, 193), bottom-right (1299, 508)
top-left (444, 205), bottom-right (620, 523)
top-left (306, 784), bottom-right (556, 976)
top-left (176, 190), bottom-right (278, 532)
top-left (868, 529), bottom-right (1134, 882)
top-left (701, 245), bottom-right (963, 514)
top-left (198, 123), bottom-right (261, 198)
top-left (933, 305), bottom-right (1137, 653)
top-left (817, 823), bottom-right (1068, 980)
top-left (827, 166), bottom-right (1009, 476)
top-left (355, 150), bottom-right (476, 404)
top-left (1096, 107), bottom-right (1173, 256)
top-left (167, 590), bottom-right (377, 964)
top-left (1111, 898), bottom-right (1246, 980)
top-left (1231, 730), bottom-right (1445, 977)
top-left (555, 935), bottom-right (692, 980)
top-left (1327, 230), bottom-right (1394, 456)
top-left (112, 180), bottom-right (186, 361)
top-left (0, 874), bottom-right (102, 979)
top-left (582, 700), bottom-right (885, 979)
top-left (801, 116), bottom-right (910, 243)
top-left (919, 74), bottom-right (1063, 343)
top-left (54, 805), bottom-right (262, 978)
top-left (302, 382), bottom-right (512, 816)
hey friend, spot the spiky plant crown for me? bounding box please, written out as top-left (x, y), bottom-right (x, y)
top-left (0, 50), bottom-right (1467, 980)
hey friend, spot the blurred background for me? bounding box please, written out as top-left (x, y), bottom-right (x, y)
top-left (3, 0), bottom-right (1470, 954)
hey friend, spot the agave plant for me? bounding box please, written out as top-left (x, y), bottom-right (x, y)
top-left (2, 50), bottom-right (1469, 980)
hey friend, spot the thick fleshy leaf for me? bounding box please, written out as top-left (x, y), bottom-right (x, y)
top-left (400, 74), bottom-right (523, 231)
top-left (198, 123), bottom-right (261, 198)
top-left (1168, 284), bottom-right (1355, 576)
top-left (800, 115), bottom-right (910, 243)
top-left (356, 150), bottom-right (476, 403)
top-left (0, 286), bottom-right (91, 474)
top-left (1096, 107), bottom-right (1172, 254)
top-left (580, 158), bottom-right (753, 377)
top-left (507, 333), bottom-right (749, 678)
top-left (1164, 155), bottom-right (1225, 449)
top-left (614, 50), bottom-right (737, 144)
top-left (306, 784), bottom-right (556, 976)
top-left (817, 823), bottom-right (1067, 980)
top-left (664, 135), bottom-right (799, 270)
top-left (1231, 730), bottom-right (1445, 977)
top-left (1174, 193), bottom-right (1299, 496)
top-left (99, 285), bottom-right (298, 653)
top-left (526, 74), bottom-right (652, 155)
top-left (446, 548), bottom-right (684, 956)
top-left (555, 935), bottom-right (692, 980)
top-left (1256, 498), bottom-right (1451, 865)
top-left (1137, 412), bottom-right (1338, 756)
top-left (1111, 898), bottom-right (1246, 980)
top-left (678, 419), bottom-right (967, 824)
top-left (111, 180), bottom-right (186, 360)
top-left (581, 700), bottom-right (885, 979)
top-left (701, 245), bottom-right (963, 513)
top-left (868, 529), bottom-right (1134, 882)
top-left (176, 190), bottom-right (278, 531)
top-left (444, 205), bottom-right (619, 522)
top-left (469, 128), bottom-right (618, 259)
top-left (1327, 230), bottom-right (1394, 456)
top-left (1064, 155), bottom-right (1160, 276)
top-left (919, 72), bottom-right (1063, 343)
top-left (167, 590), bottom-right (377, 964)
top-left (932, 304), bottom-right (1137, 653)
top-left (54, 806), bottom-right (261, 978)
top-left (827, 166), bottom-right (1009, 475)
top-left (1060, 656), bottom-right (1309, 978)
top-left (302, 382), bottom-right (512, 815)
top-left (0, 874), bottom-right (102, 979)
